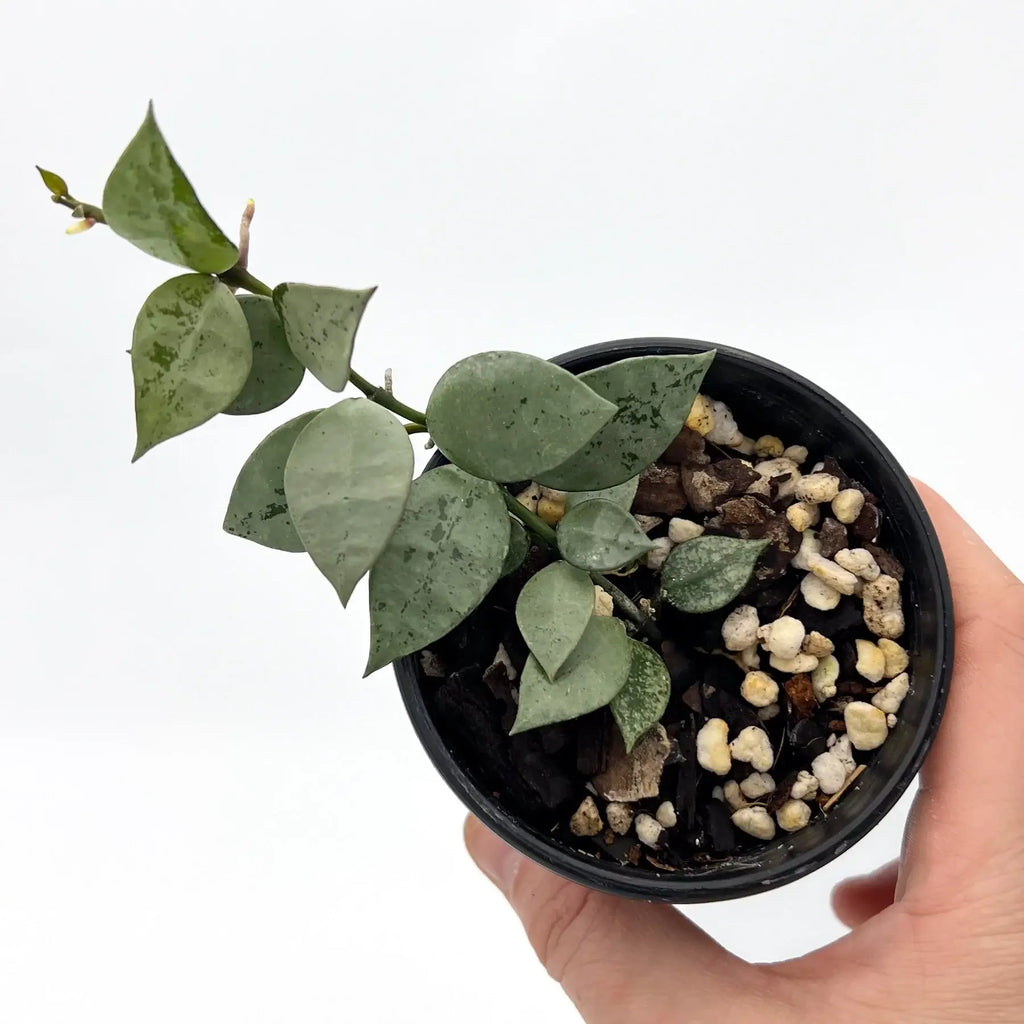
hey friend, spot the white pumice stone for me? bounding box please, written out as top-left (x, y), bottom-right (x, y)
top-left (769, 652), bottom-right (820, 674)
top-left (855, 639), bottom-right (887, 683)
top-left (711, 786), bottom-right (725, 803)
top-left (796, 473), bottom-right (841, 504)
top-left (812, 752), bottom-right (848, 794)
top-left (811, 655), bottom-right (840, 701)
top-left (844, 701), bottom-right (890, 750)
top-left (755, 435), bottom-right (785, 458)
top-left (754, 457), bottom-right (803, 500)
top-left (645, 536), bottom-right (674, 570)
top-left (878, 639), bottom-right (910, 678)
top-left (757, 703), bottom-right (781, 722)
top-left (539, 486), bottom-right (567, 501)
top-left (776, 799), bottom-right (812, 833)
top-left (685, 394), bottom-right (715, 436)
top-left (723, 780), bottom-right (748, 811)
top-left (536, 496), bottom-right (566, 525)
top-left (737, 644), bottom-right (761, 671)
top-left (570, 796), bottom-right (604, 837)
top-left (786, 501), bottom-right (819, 532)
top-left (740, 772), bottom-right (776, 799)
top-left (783, 444), bottom-right (809, 465)
top-left (593, 586), bottom-right (614, 617)
top-left (740, 670), bottom-right (779, 708)
top-left (791, 530), bottom-right (822, 571)
top-left (808, 555), bottom-right (859, 595)
top-left (605, 802), bottom-right (634, 835)
top-left (722, 605), bottom-right (760, 651)
top-left (790, 771), bottom-right (819, 801)
top-left (872, 672), bottom-right (910, 714)
top-left (811, 461), bottom-right (825, 472)
top-left (835, 547), bottom-right (881, 581)
top-left (634, 514), bottom-right (663, 533)
top-left (732, 806), bottom-right (776, 841)
top-left (801, 572), bottom-right (842, 610)
top-left (635, 813), bottom-right (663, 848)
top-left (732, 435), bottom-right (758, 456)
top-left (668, 517), bottom-right (705, 543)
top-left (831, 735), bottom-right (857, 774)
top-left (862, 575), bottom-right (906, 640)
top-left (729, 726), bottom-right (774, 772)
top-left (707, 400), bottom-right (742, 445)
top-left (832, 488), bottom-right (866, 524)
top-left (758, 616), bottom-right (806, 659)
top-left (696, 718), bottom-right (732, 775)
top-left (887, 713), bottom-right (898, 728)
top-left (656, 801), bottom-right (678, 828)
top-left (492, 643), bottom-right (519, 681)
top-left (802, 630), bottom-right (834, 658)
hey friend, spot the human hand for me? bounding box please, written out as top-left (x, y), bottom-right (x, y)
top-left (465, 482), bottom-right (1024, 1023)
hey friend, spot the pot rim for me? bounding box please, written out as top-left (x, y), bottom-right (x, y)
top-left (394, 337), bottom-right (954, 902)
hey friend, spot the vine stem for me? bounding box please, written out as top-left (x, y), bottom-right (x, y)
top-left (500, 491), bottom-right (661, 643)
top-left (349, 370), bottom-right (427, 425)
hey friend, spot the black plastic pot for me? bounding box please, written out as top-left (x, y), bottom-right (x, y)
top-left (394, 338), bottom-right (954, 902)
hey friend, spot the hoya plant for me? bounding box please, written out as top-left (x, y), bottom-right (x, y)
top-left (38, 105), bottom-right (767, 752)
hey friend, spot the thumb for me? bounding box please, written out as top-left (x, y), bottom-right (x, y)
top-left (464, 817), bottom-right (791, 1024)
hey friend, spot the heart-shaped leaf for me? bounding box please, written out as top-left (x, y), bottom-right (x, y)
top-left (425, 351), bottom-right (618, 481)
top-left (131, 274), bottom-right (252, 460)
top-left (500, 519), bottom-right (530, 577)
top-left (556, 499), bottom-right (655, 572)
top-left (103, 104), bottom-right (238, 274)
top-left (536, 352), bottom-right (715, 490)
top-left (272, 283), bottom-right (375, 392)
top-left (222, 410), bottom-right (321, 551)
top-left (515, 560), bottom-right (594, 678)
top-left (284, 399), bottom-right (413, 606)
top-left (660, 535), bottom-right (768, 613)
top-left (564, 476), bottom-right (639, 513)
top-left (37, 166), bottom-right (68, 196)
top-left (611, 640), bottom-right (671, 752)
top-left (223, 295), bottom-right (305, 415)
top-left (365, 465), bottom-right (509, 675)
top-left (510, 616), bottom-right (632, 734)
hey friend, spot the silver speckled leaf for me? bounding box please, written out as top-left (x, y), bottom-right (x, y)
top-left (365, 465), bottom-right (509, 675)
top-left (222, 410), bottom-right (321, 551)
top-left (536, 351), bottom-right (715, 491)
top-left (515, 560), bottom-right (595, 679)
top-left (131, 274), bottom-right (251, 460)
top-left (285, 399), bottom-right (414, 606)
top-left (500, 519), bottom-right (530, 577)
top-left (563, 476), bottom-right (639, 513)
top-left (273, 282), bottom-right (375, 392)
top-left (425, 351), bottom-right (618, 481)
top-left (510, 616), bottom-right (632, 734)
top-left (556, 499), bottom-right (655, 572)
top-left (611, 640), bottom-right (672, 752)
top-left (660, 535), bottom-right (768, 613)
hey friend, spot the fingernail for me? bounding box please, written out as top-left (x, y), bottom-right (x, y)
top-left (464, 816), bottom-right (521, 896)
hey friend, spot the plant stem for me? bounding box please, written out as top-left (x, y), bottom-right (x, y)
top-left (51, 194), bottom-right (106, 223)
top-left (404, 423), bottom-right (428, 435)
top-left (500, 491), bottom-right (661, 643)
top-left (349, 369), bottom-right (427, 425)
top-left (218, 265), bottom-right (274, 297)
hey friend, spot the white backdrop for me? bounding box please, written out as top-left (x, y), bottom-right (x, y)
top-left (3, 3), bottom-right (1023, 1021)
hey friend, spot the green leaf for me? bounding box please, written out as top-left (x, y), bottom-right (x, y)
top-left (131, 274), bottom-right (251, 460)
top-left (536, 352), bottom-right (715, 490)
top-left (272, 283), bottom-right (375, 392)
top-left (564, 476), bottom-right (639, 513)
top-left (222, 410), bottom-right (321, 551)
top-left (500, 519), bottom-right (530, 576)
top-left (365, 465), bottom-right (509, 675)
top-left (425, 351), bottom-right (618, 481)
top-left (102, 103), bottom-right (238, 274)
top-left (556, 499), bottom-right (655, 572)
top-left (510, 616), bottom-right (632, 734)
top-left (611, 641), bottom-right (672, 753)
top-left (36, 166), bottom-right (68, 197)
top-left (284, 399), bottom-right (413, 606)
top-left (222, 296), bottom-right (305, 415)
top-left (660, 535), bottom-right (768, 613)
top-left (515, 561), bottom-right (595, 678)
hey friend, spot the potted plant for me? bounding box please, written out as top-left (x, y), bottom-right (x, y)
top-left (37, 106), bottom-right (954, 902)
